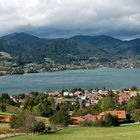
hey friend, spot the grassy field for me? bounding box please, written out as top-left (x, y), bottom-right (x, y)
top-left (0, 123), bottom-right (11, 135)
top-left (0, 112), bottom-right (12, 117)
top-left (5, 124), bottom-right (140, 140)
top-left (0, 105), bottom-right (19, 116)
top-left (36, 116), bottom-right (49, 124)
top-left (0, 52), bottom-right (11, 58)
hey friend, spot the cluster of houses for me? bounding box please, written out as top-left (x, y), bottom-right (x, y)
top-left (44, 88), bottom-right (137, 125)
top-left (44, 88), bottom-right (139, 107)
top-left (0, 67), bottom-right (7, 75)
top-left (2, 88), bottom-right (138, 124)
top-left (9, 88), bottom-right (139, 111)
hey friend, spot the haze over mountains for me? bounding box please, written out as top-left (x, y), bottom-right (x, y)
top-left (0, 32), bottom-right (140, 64)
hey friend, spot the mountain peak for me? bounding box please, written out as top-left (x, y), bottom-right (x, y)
top-left (1, 32), bottom-right (40, 40)
top-left (70, 34), bottom-right (122, 51)
top-left (0, 32), bottom-right (47, 49)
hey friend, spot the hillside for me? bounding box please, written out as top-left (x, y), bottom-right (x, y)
top-left (24, 39), bottom-right (107, 64)
top-left (5, 125), bottom-right (140, 140)
top-left (0, 33), bottom-right (47, 57)
top-left (0, 32), bottom-right (140, 65)
top-left (1, 32), bottom-right (47, 49)
top-left (0, 52), bottom-right (11, 58)
top-left (70, 35), bottom-right (123, 52)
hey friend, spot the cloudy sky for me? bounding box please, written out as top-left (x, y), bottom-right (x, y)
top-left (0, 0), bottom-right (140, 39)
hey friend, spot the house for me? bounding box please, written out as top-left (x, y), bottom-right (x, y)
top-left (71, 110), bottom-right (126, 125)
top-left (118, 96), bottom-right (129, 104)
top-left (48, 91), bottom-right (60, 96)
top-left (85, 102), bottom-right (90, 107)
top-left (74, 91), bottom-right (82, 96)
top-left (56, 98), bottom-right (76, 104)
top-left (71, 117), bottom-right (84, 125)
top-left (0, 71), bottom-right (7, 75)
top-left (63, 91), bottom-right (69, 96)
top-left (83, 114), bottom-right (98, 122)
top-left (99, 110), bottom-right (126, 120)
top-left (69, 93), bottom-right (74, 97)
top-left (79, 95), bottom-right (86, 100)
top-left (0, 116), bottom-right (12, 123)
top-left (130, 92), bottom-right (137, 97)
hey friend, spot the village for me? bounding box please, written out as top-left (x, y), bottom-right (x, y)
top-left (1, 51), bottom-right (140, 76)
top-left (1, 86), bottom-right (139, 124)
top-left (10, 86), bottom-right (139, 106)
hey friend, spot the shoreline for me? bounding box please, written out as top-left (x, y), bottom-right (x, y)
top-left (0, 66), bottom-right (136, 77)
top-left (0, 86), bottom-right (139, 95)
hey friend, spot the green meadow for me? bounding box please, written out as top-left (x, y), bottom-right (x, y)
top-left (6, 125), bottom-right (140, 140)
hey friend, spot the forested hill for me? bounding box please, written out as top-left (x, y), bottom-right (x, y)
top-left (0, 32), bottom-right (140, 65)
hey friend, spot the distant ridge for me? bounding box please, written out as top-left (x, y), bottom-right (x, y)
top-left (0, 32), bottom-right (140, 64)
top-left (1, 32), bottom-right (47, 49)
top-left (70, 35), bottom-right (123, 52)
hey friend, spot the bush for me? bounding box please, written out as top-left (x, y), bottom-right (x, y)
top-left (0, 104), bottom-right (6, 112)
top-left (81, 114), bottom-right (119, 127)
top-left (102, 113), bottom-right (119, 127)
top-left (93, 119), bottom-right (105, 127)
top-left (9, 114), bottom-right (23, 129)
top-left (131, 86), bottom-right (138, 91)
top-left (34, 121), bottom-right (46, 133)
top-left (9, 111), bottom-right (44, 133)
top-left (132, 109), bottom-right (140, 123)
top-left (77, 108), bottom-right (88, 116)
top-left (81, 119), bottom-right (94, 127)
top-left (49, 110), bottom-right (70, 127)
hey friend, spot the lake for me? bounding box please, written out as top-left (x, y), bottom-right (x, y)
top-left (0, 68), bottom-right (140, 94)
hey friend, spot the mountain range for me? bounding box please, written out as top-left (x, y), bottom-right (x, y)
top-left (0, 32), bottom-right (140, 65)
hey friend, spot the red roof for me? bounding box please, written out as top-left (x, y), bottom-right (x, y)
top-left (71, 110), bottom-right (126, 125)
top-left (71, 117), bottom-right (84, 125)
top-left (100, 110), bottom-right (126, 119)
top-left (0, 116), bottom-right (12, 123)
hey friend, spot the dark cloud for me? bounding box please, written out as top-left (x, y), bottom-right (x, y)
top-left (0, 0), bottom-right (140, 39)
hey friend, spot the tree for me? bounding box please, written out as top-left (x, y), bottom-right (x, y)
top-left (0, 104), bottom-right (6, 112)
top-left (0, 93), bottom-right (12, 112)
top-left (103, 113), bottom-right (119, 126)
top-left (132, 109), bottom-right (140, 123)
top-left (87, 104), bottom-right (100, 115)
top-left (23, 93), bottom-right (53, 117)
top-left (77, 108), bottom-right (88, 116)
top-left (131, 86), bottom-right (139, 91)
top-left (127, 94), bottom-right (140, 122)
top-left (49, 110), bottom-right (70, 127)
top-left (0, 93), bottom-right (10, 104)
top-left (35, 103), bottom-right (53, 117)
top-left (34, 121), bottom-right (46, 133)
top-left (98, 96), bottom-right (118, 112)
top-left (23, 97), bottom-right (36, 111)
top-left (10, 111), bottom-right (37, 133)
top-left (108, 90), bottom-right (118, 98)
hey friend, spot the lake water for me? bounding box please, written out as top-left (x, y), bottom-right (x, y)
top-left (0, 68), bottom-right (140, 94)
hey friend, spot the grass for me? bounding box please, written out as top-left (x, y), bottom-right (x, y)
top-left (0, 105), bottom-right (19, 117)
top-left (0, 123), bottom-right (11, 135)
top-left (5, 124), bottom-right (140, 140)
top-left (0, 112), bottom-right (12, 117)
top-left (5, 105), bottom-right (19, 114)
top-left (36, 116), bottom-right (49, 124)
top-left (0, 123), bottom-right (9, 128)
